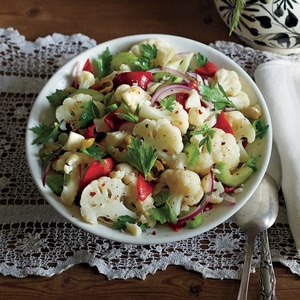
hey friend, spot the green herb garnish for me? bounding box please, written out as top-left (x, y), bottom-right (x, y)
top-left (160, 95), bottom-right (176, 112)
top-left (246, 154), bottom-right (257, 171)
top-left (126, 136), bottom-right (157, 178)
top-left (112, 215), bottom-right (137, 230)
top-left (199, 83), bottom-right (237, 110)
top-left (81, 144), bottom-right (106, 162)
top-left (31, 122), bottom-right (61, 145)
top-left (149, 191), bottom-right (177, 225)
top-left (253, 118), bottom-right (269, 139)
top-left (47, 89), bottom-right (69, 107)
top-left (116, 100), bottom-right (139, 123)
top-left (138, 44), bottom-right (158, 70)
top-left (79, 100), bottom-right (100, 129)
top-left (190, 124), bottom-right (215, 154)
top-left (98, 47), bottom-right (112, 78)
top-left (195, 52), bottom-right (208, 67)
top-left (46, 173), bottom-right (64, 196)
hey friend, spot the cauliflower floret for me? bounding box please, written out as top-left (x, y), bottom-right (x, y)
top-left (56, 93), bottom-right (104, 131)
top-left (130, 39), bottom-right (177, 67)
top-left (164, 52), bottom-right (194, 73)
top-left (190, 128), bottom-right (240, 176)
top-left (188, 106), bottom-right (210, 127)
top-left (80, 176), bottom-right (137, 224)
top-left (133, 118), bottom-right (184, 156)
top-left (52, 152), bottom-right (94, 206)
top-left (154, 169), bottom-right (204, 215)
top-left (139, 101), bottom-right (189, 134)
top-left (185, 89), bottom-right (201, 109)
top-left (225, 111), bottom-right (256, 143)
top-left (212, 69), bottom-right (242, 97)
top-left (76, 70), bottom-right (95, 89)
top-left (106, 163), bottom-right (156, 227)
top-left (158, 152), bottom-right (187, 170)
top-left (201, 174), bottom-right (225, 204)
top-left (114, 84), bottom-right (151, 113)
top-left (228, 91), bottom-right (250, 110)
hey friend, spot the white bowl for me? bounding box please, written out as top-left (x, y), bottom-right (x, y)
top-left (25, 34), bottom-right (272, 245)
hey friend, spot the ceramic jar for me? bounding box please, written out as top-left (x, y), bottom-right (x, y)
top-left (214, 0), bottom-right (300, 55)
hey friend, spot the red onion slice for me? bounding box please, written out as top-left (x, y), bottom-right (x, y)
top-left (150, 84), bottom-right (192, 105)
top-left (149, 67), bottom-right (191, 84)
top-left (177, 168), bottom-right (214, 224)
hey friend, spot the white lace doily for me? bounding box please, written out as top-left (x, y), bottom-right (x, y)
top-left (1, 27), bottom-right (299, 280)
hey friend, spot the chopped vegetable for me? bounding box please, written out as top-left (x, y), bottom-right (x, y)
top-left (80, 157), bottom-right (116, 190)
top-left (31, 38), bottom-right (268, 236)
top-left (113, 71), bottom-right (153, 90)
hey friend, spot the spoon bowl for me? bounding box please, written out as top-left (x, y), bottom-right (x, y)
top-left (234, 173), bottom-right (279, 300)
top-left (234, 173), bottom-right (279, 233)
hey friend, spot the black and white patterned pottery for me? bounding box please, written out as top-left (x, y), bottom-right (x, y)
top-left (214, 0), bottom-right (300, 54)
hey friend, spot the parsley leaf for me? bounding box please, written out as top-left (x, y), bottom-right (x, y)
top-left (149, 191), bottom-right (177, 224)
top-left (116, 100), bottom-right (139, 123)
top-left (190, 124), bottom-right (215, 153)
top-left (31, 122), bottom-right (61, 145)
top-left (253, 118), bottom-right (269, 139)
top-left (46, 172), bottom-right (64, 196)
top-left (41, 149), bottom-right (57, 168)
top-left (112, 215), bottom-right (137, 230)
top-left (47, 89), bottom-right (69, 107)
top-left (81, 144), bottom-right (105, 162)
top-left (138, 44), bottom-right (158, 70)
top-left (160, 95), bottom-right (176, 112)
top-left (246, 154), bottom-right (257, 171)
top-left (195, 52), bottom-right (208, 67)
top-left (98, 47), bottom-right (112, 78)
top-left (79, 100), bottom-right (100, 129)
top-left (126, 136), bottom-right (157, 178)
top-left (199, 83), bottom-right (237, 110)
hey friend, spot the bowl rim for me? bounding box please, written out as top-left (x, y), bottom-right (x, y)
top-left (25, 33), bottom-right (272, 245)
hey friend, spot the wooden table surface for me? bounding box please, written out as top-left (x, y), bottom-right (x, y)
top-left (1, 0), bottom-right (299, 299)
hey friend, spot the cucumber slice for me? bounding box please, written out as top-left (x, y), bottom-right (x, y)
top-left (214, 161), bottom-right (254, 187)
top-left (110, 52), bottom-right (140, 71)
top-left (71, 88), bottom-right (104, 101)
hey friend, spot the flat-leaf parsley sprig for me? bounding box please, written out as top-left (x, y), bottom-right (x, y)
top-left (126, 136), bottom-right (157, 179)
top-left (190, 124), bottom-right (216, 154)
top-left (199, 83), bottom-right (237, 110)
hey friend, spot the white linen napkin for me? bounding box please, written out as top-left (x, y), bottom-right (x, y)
top-left (254, 59), bottom-right (300, 254)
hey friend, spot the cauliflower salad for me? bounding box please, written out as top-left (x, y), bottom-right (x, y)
top-left (31, 39), bottom-right (268, 236)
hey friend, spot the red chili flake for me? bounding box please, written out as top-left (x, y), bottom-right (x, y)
top-left (89, 191), bottom-right (96, 197)
top-left (152, 231), bottom-right (157, 235)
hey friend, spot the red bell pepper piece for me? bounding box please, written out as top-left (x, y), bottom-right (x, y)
top-left (195, 61), bottom-right (217, 78)
top-left (188, 81), bottom-right (199, 92)
top-left (213, 111), bottom-right (234, 135)
top-left (80, 157), bottom-right (116, 190)
top-left (84, 123), bottom-right (96, 139)
top-left (82, 58), bottom-right (94, 74)
top-left (137, 172), bottom-right (155, 201)
top-left (176, 93), bottom-right (189, 109)
top-left (223, 185), bottom-right (236, 193)
top-left (113, 71), bottom-right (153, 90)
top-left (104, 110), bottom-right (127, 131)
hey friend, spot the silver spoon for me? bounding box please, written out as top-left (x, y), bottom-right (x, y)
top-left (234, 173), bottom-right (279, 300)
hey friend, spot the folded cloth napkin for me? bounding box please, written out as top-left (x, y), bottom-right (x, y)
top-left (254, 59), bottom-right (300, 254)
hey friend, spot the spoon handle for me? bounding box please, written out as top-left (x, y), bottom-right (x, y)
top-left (237, 231), bottom-right (256, 300)
top-left (259, 230), bottom-right (277, 300)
